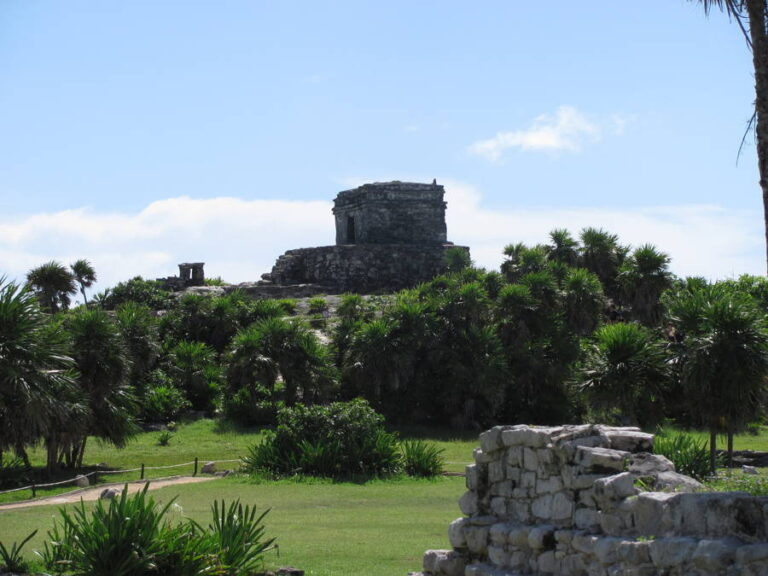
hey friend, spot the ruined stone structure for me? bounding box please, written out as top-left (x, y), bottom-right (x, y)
top-left (253, 181), bottom-right (468, 295)
top-left (157, 262), bottom-right (205, 291)
top-left (419, 425), bottom-right (768, 576)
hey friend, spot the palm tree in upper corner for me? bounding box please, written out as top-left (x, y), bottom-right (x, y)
top-left (26, 260), bottom-right (77, 314)
top-left (70, 259), bottom-right (97, 306)
top-left (691, 0), bottom-right (768, 272)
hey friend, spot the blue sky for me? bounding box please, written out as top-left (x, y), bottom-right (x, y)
top-left (0, 1), bottom-right (763, 292)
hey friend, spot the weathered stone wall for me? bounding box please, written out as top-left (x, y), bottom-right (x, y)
top-left (263, 244), bottom-right (467, 294)
top-left (420, 425), bottom-right (768, 576)
top-left (333, 181), bottom-right (447, 246)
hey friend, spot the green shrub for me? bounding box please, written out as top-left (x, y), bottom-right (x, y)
top-left (277, 299), bottom-right (298, 315)
top-left (654, 430), bottom-right (713, 481)
top-left (101, 276), bottom-right (171, 310)
top-left (400, 440), bottom-right (445, 477)
top-left (706, 472), bottom-right (768, 496)
top-left (243, 399), bottom-right (400, 478)
top-left (308, 297), bottom-right (328, 314)
top-left (0, 530), bottom-right (36, 574)
top-left (223, 387), bottom-right (280, 426)
top-left (142, 370), bottom-right (191, 422)
top-left (204, 276), bottom-right (227, 286)
top-left (308, 313), bottom-right (326, 329)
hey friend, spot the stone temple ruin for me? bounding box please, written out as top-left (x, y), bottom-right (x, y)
top-left (418, 424), bottom-right (768, 576)
top-left (157, 262), bottom-right (205, 291)
top-left (254, 181), bottom-right (469, 295)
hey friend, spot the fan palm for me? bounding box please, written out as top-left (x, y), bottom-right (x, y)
top-left (26, 261), bottom-right (77, 314)
top-left (70, 259), bottom-right (96, 306)
top-left (618, 244), bottom-right (673, 326)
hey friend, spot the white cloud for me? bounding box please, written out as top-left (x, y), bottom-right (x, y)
top-left (469, 106), bottom-right (610, 161)
top-left (0, 183), bottom-right (762, 297)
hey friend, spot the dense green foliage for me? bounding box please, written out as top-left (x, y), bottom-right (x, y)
top-left (653, 430), bottom-right (713, 480)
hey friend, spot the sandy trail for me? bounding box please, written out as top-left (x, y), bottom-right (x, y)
top-left (0, 476), bottom-right (218, 511)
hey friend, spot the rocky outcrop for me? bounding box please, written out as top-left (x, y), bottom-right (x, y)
top-left (419, 424), bottom-right (768, 576)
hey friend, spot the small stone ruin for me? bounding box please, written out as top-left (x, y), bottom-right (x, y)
top-left (253, 181), bottom-right (469, 295)
top-left (418, 424), bottom-right (768, 576)
top-left (157, 262), bottom-right (205, 291)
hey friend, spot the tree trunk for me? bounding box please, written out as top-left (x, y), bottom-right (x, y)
top-left (76, 436), bottom-right (87, 469)
top-left (744, 0), bottom-right (768, 273)
top-left (727, 428), bottom-right (734, 468)
top-left (710, 428), bottom-right (718, 475)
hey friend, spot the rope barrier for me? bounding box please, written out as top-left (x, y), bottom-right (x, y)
top-left (0, 458), bottom-right (242, 498)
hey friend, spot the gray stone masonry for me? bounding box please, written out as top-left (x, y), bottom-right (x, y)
top-left (418, 424), bottom-right (768, 576)
top-left (259, 181), bottom-right (469, 294)
top-left (333, 181), bottom-right (447, 245)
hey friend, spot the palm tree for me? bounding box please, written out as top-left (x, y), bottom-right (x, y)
top-left (665, 284), bottom-right (768, 471)
top-left (563, 268), bottom-right (605, 336)
top-left (579, 228), bottom-right (627, 298)
top-left (618, 244), bottom-right (673, 326)
top-left (546, 228), bottom-right (580, 267)
top-left (70, 259), bottom-right (96, 306)
top-left (580, 322), bottom-right (670, 426)
top-left (0, 278), bottom-right (85, 472)
top-left (691, 0), bottom-right (768, 272)
top-left (169, 340), bottom-right (220, 413)
top-left (26, 261), bottom-right (77, 314)
top-left (65, 308), bottom-right (137, 467)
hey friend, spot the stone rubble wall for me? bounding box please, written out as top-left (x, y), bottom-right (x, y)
top-left (262, 244), bottom-right (469, 294)
top-left (420, 425), bottom-right (768, 576)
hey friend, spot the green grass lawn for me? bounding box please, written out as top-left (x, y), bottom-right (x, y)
top-left (0, 475), bottom-right (465, 576)
top-left (0, 419), bottom-right (477, 504)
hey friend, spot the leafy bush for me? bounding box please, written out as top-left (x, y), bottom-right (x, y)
top-left (706, 472), bottom-right (768, 496)
top-left (101, 276), bottom-right (171, 310)
top-left (308, 297), bottom-right (328, 314)
top-left (243, 399), bottom-right (400, 478)
top-left (40, 485), bottom-right (276, 576)
top-left (400, 440), bottom-right (445, 477)
top-left (141, 369), bottom-right (191, 422)
top-left (0, 530), bottom-right (36, 574)
top-left (654, 430), bottom-right (713, 480)
top-left (277, 298), bottom-right (298, 315)
top-left (223, 386), bottom-right (280, 426)
top-left (204, 276), bottom-right (227, 286)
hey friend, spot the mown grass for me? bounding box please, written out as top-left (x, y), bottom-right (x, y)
top-left (659, 424), bottom-right (768, 452)
top-left (0, 475), bottom-right (465, 576)
top-left (0, 419), bottom-right (475, 504)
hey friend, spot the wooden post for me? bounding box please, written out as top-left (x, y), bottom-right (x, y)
top-left (194, 457), bottom-right (198, 476)
top-left (31, 484), bottom-right (36, 498)
top-left (140, 463), bottom-right (145, 480)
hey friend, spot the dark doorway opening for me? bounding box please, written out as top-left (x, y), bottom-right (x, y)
top-left (347, 216), bottom-right (356, 243)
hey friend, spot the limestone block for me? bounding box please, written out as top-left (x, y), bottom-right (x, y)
top-left (578, 488), bottom-right (597, 508)
top-left (654, 470), bottom-right (704, 492)
top-left (649, 537), bottom-right (698, 569)
top-left (466, 464), bottom-right (480, 491)
top-left (512, 487), bottom-right (532, 499)
top-left (505, 466), bottom-right (521, 485)
top-left (691, 539), bottom-right (738, 573)
top-left (576, 446), bottom-right (628, 473)
top-left (448, 518), bottom-right (468, 548)
top-left (571, 533), bottom-right (599, 555)
top-left (479, 426), bottom-right (505, 453)
top-left (201, 461), bottom-right (216, 474)
top-left (508, 551), bottom-right (529, 571)
top-left (459, 491), bottom-right (479, 516)
top-left (508, 526), bottom-right (530, 548)
top-left (501, 426), bottom-right (550, 448)
top-left (594, 537), bottom-right (623, 565)
top-left (521, 471), bottom-right (537, 489)
top-left (616, 541), bottom-right (651, 565)
top-left (523, 447), bottom-right (539, 471)
top-left (488, 460), bottom-right (505, 483)
top-left (551, 492), bottom-right (575, 520)
top-left (536, 476), bottom-right (564, 494)
top-left (555, 529), bottom-right (574, 545)
top-left (510, 499), bottom-right (532, 524)
top-left (490, 480), bottom-right (514, 498)
top-left (506, 446), bottom-right (523, 467)
top-left (593, 472), bottom-right (638, 505)
top-left (560, 553), bottom-right (587, 576)
top-left (528, 525), bottom-right (556, 550)
top-left (563, 465), bottom-right (608, 490)
top-left (532, 494), bottom-right (554, 520)
top-left (490, 497), bottom-right (507, 517)
top-left (631, 491), bottom-right (678, 536)
top-left (601, 429), bottom-right (654, 453)
top-left (627, 452), bottom-right (674, 476)
top-left (465, 525), bottom-right (491, 554)
top-left (574, 508), bottom-right (601, 531)
top-left (537, 550), bottom-right (558, 574)
top-left (469, 515), bottom-right (498, 526)
top-left (489, 523), bottom-right (514, 545)
top-left (599, 511), bottom-right (625, 536)
top-left (487, 545), bottom-right (510, 568)
top-left (423, 550), bottom-right (466, 576)
top-left (474, 448), bottom-right (494, 464)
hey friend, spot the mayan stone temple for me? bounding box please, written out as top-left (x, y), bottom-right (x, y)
top-left (255, 180), bottom-right (469, 295)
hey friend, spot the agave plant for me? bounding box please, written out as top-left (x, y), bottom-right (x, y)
top-left (0, 530), bottom-right (37, 574)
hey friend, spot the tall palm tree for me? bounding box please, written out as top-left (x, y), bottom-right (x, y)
top-left (692, 0), bottom-right (768, 271)
top-left (26, 261), bottom-right (77, 314)
top-left (618, 244), bottom-right (673, 326)
top-left (546, 228), bottom-right (580, 267)
top-left (70, 259), bottom-right (96, 306)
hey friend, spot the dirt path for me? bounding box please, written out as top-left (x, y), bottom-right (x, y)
top-left (0, 476), bottom-right (219, 511)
